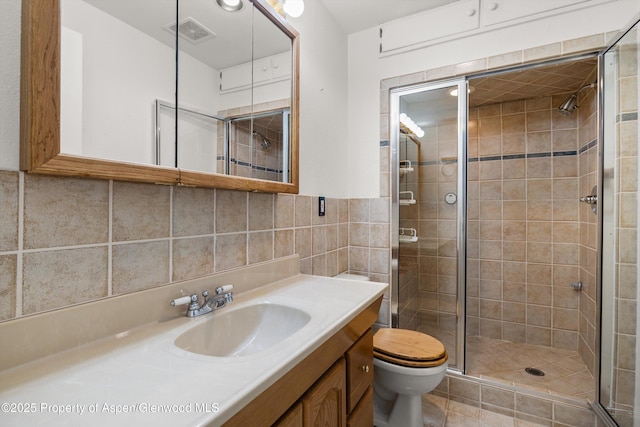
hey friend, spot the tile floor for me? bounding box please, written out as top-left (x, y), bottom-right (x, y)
top-left (417, 327), bottom-right (594, 401)
top-left (465, 336), bottom-right (594, 401)
top-left (422, 393), bottom-right (548, 426)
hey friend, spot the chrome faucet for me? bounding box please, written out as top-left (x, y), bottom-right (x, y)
top-left (170, 285), bottom-right (234, 317)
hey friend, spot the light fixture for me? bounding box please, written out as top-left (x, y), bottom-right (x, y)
top-left (266, 0), bottom-right (305, 18)
top-left (283, 0), bottom-right (304, 17)
top-left (216, 0), bottom-right (243, 12)
top-left (399, 113), bottom-right (425, 138)
top-left (449, 86), bottom-right (474, 97)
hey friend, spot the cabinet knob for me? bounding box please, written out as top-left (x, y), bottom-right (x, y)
top-left (466, 8), bottom-right (476, 17)
top-left (488, 2), bottom-right (498, 11)
top-left (361, 365), bottom-right (370, 373)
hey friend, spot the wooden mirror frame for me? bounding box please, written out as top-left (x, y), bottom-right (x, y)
top-left (20, 0), bottom-right (299, 193)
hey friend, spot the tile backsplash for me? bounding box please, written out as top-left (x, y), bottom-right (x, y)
top-left (0, 171), bottom-right (391, 322)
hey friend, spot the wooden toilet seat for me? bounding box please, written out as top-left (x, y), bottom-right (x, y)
top-left (373, 328), bottom-right (448, 368)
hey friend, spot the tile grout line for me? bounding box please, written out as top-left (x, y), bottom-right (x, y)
top-left (15, 172), bottom-right (24, 318)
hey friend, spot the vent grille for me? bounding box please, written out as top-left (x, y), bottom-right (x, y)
top-left (165, 18), bottom-right (215, 44)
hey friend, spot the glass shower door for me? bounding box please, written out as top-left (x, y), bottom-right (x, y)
top-left (391, 79), bottom-right (467, 371)
top-left (599, 17), bottom-right (640, 427)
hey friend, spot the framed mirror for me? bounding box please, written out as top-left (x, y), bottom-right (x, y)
top-left (20, 0), bottom-right (299, 193)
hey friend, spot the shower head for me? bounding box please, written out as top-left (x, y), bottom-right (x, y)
top-left (253, 131), bottom-right (271, 149)
top-left (558, 82), bottom-right (596, 114)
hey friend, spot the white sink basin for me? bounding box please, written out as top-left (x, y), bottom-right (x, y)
top-left (174, 303), bottom-right (311, 357)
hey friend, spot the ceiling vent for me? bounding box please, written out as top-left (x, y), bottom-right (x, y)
top-left (164, 18), bottom-right (216, 44)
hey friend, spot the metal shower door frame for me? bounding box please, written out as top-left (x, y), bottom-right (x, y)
top-left (390, 78), bottom-right (468, 373)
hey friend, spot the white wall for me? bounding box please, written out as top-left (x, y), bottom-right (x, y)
top-left (347, 0), bottom-right (640, 197)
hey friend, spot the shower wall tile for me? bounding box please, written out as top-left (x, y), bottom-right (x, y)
top-left (24, 175), bottom-right (109, 248)
top-left (465, 93), bottom-right (588, 349)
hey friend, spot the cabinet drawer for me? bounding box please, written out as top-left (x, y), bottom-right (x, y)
top-left (347, 387), bottom-right (373, 427)
top-left (346, 329), bottom-right (373, 413)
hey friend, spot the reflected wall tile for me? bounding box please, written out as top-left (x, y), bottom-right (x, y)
top-left (112, 241), bottom-right (169, 295)
top-left (0, 255), bottom-right (17, 320)
top-left (23, 247), bottom-right (108, 314)
top-left (173, 187), bottom-right (214, 237)
top-left (215, 233), bottom-right (247, 271)
top-left (215, 190), bottom-right (247, 233)
top-left (25, 175), bottom-right (109, 248)
top-left (172, 237), bottom-right (214, 281)
top-left (0, 172), bottom-right (18, 251)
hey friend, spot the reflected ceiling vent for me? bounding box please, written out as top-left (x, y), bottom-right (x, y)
top-left (164, 18), bottom-right (216, 44)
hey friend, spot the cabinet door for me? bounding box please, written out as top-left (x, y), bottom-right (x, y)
top-left (274, 402), bottom-right (303, 427)
top-left (302, 358), bottom-right (346, 427)
top-left (346, 329), bottom-right (374, 413)
top-left (482, 0), bottom-right (589, 26)
top-left (347, 387), bottom-right (373, 427)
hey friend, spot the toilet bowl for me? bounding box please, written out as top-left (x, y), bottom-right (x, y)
top-left (372, 328), bottom-right (448, 427)
top-left (334, 273), bottom-right (448, 427)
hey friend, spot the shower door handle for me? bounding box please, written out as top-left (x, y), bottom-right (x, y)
top-left (580, 195), bottom-right (597, 204)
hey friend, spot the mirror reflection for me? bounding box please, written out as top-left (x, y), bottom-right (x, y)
top-left (60, 0), bottom-right (293, 183)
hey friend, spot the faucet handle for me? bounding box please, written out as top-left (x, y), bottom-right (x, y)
top-left (170, 294), bottom-right (197, 306)
top-left (215, 284), bottom-right (234, 295)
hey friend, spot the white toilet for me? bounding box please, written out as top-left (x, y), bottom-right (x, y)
top-left (372, 328), bottom-right (448, 427)
top-left (335, 273), bottom-right (448, 427)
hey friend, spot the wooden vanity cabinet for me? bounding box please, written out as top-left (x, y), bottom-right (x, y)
top-left (302, 359), bottom-right (347, 426)
top-left (223, 297), bottom-right (381, 427)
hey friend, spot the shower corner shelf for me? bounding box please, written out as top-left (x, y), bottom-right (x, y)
top-left (399, 160), bottom-right (414, 174)
top-left (399, 227), bottom-right (418, 243)
top-left (399, 190), bottom-right (416, 205)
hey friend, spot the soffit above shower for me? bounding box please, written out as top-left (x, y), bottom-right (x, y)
top-left (469, 57), bottom-right (598, 108)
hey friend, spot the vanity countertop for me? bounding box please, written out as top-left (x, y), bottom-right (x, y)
top-left (0, 274), bottom-right (386, 427)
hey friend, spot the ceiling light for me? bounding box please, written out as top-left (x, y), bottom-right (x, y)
top-left (216, 0), bottom-right (243, 12)
top-left (283, 0), bottom-right (304, 17)
top-left (399, 113), bottom-right (424, 138)
top-left (449, 86), bottom-right (474, 97)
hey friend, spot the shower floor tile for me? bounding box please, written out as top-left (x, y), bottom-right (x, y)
top-left (415, 327), bottom-right (594, 401)
top-left (466, 335), bottom-right (595, 401)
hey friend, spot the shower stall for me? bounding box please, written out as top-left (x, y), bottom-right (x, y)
top-left (389, 17), bottom-right (639, 427)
